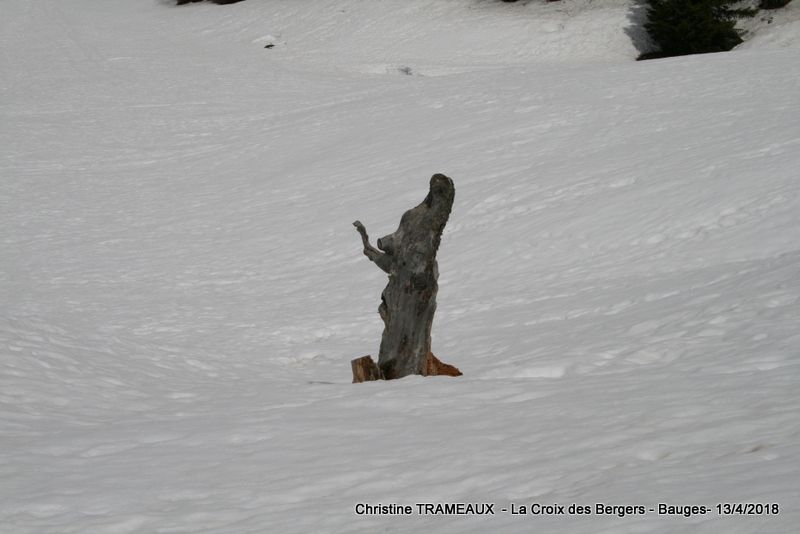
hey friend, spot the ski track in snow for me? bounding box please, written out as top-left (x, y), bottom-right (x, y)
top-left (2, 0), bottom-right (800, 532)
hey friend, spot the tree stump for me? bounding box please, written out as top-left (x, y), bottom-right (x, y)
top-left (352, 174), bottom-right (461, 381)
top-left (352, 352), bottom-right (462, 383)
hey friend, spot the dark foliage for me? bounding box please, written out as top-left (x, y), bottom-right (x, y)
top-left (759, 0), bottom-right (791, 8)
top-left (641, 0), bottom-right (755, 59)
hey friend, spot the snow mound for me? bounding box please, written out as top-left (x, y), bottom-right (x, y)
top-left (739, 2), bottom-right (800, 50)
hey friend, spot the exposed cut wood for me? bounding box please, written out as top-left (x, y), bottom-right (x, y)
top-left (351, 355), bottom-right (383, 383)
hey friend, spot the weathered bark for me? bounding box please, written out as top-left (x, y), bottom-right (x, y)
top-left (352, 174), bottom-right (460, 380)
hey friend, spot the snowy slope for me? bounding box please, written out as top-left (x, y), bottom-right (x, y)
top-left (2, 0), bottom-right (800, 533)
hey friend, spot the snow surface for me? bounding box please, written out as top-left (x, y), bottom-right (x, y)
top-left (2, 0), bottom-right (800, 532)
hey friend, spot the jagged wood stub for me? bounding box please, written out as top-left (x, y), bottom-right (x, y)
top-left (351, 355), bottom-right (383, 383)
top-left (352, 174), bottom-right (461, 380)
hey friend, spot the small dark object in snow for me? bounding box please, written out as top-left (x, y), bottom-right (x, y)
top-left (264, 43), bottom-right (275, 49)
top-left (177, 0), bottom-right (246, 4)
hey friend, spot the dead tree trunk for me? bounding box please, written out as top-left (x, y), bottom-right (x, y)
top-left (352, 174), bottom-right (461, 380)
